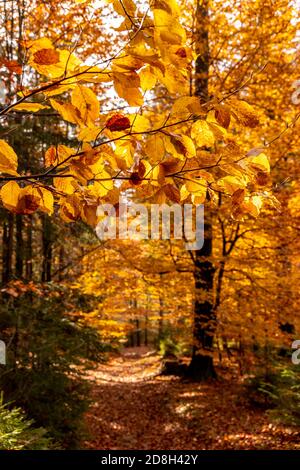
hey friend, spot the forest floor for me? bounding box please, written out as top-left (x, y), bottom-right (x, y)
top-left (83, 347), bottom-right (300, 450)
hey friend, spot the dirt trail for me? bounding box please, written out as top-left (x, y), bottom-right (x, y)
top-left (84, 348), bottom-right (300, 450)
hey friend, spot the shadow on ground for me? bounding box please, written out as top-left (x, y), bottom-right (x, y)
top-left (83, 347), bottom-right (300, 450)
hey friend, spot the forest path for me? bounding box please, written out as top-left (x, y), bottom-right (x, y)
top-left (84, 348), bottom-right (300, 450)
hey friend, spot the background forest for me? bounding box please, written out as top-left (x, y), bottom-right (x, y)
top-left (0, 0), bottom-right (300, 450)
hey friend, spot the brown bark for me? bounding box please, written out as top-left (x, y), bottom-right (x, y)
top-left (2, 213), bottom-right (14, 285)
top-left (41, 214), bottom-right (52, 282)
top-left (188, 212), bottom-right (217, 379)
top-left (25, 216), bottom-right (33, 280)
top-left (15, 214), bottom-right (23, 278)
top-left (58, 245), bottom-right (65, 282)
top-left (187, 0), bottom-right (217, 380)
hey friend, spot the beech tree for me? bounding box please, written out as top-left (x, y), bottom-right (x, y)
top-left (0, 0), bottom-right (299, 380)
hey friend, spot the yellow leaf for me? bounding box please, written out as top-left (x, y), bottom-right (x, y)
top-left (81, 202), bottom-right (99, 227)
top-left (144, 135), bottom-right (165, 163)
top-left (217, 175), bottom-right (246, 194)
top-left (112, 55), bottom-right (144, 72)
top-left (159, 29), bottom-right (182, 45)
top-left (172, 96), bottom-right (203, 118)
top-left (153, 0), bottom-right (180, 15)
top-left (29, 49), bottom-right (81, 79)
top-left (129, 114), bottom-right (150, 133)
top-left (139, 66), bottom-right (157, 91)
top-left (155, 65), bottom-right (188, 94)
top-left (8, 185), bottom-right (41, 215)
top-left (151, 164), bottom-right (165, 186)
top-left (129, 46), bottom-right (165, 73)
top-left (43, 80), bottom-right (77, 97)
top-left (23, 38), bottom-right (53, 54)
top-left (69, 160), bottom-right (94, 184)
top-left (248, 153), bottom-right (270, 173)
top-left (206, 114), bottom-right (228, 140)
top-left (76, 65), bottom-right (112, 83)
top-left (59, 194), bottom-right (81, 222)
top-left (181, 135), bottom-right (196, 158)
top-left (54, 176), bottom-right (77, 195)
top-left (0, 181), bottom-right (20, 211)
top-left (114, 140), bottom-right (135, 169)
top-left (78, 125), bottom-right (102, 142)
top-left (78, 147), bottom-right (103, 177)
top-left (185, 178), bottom-right (207, 203)
top-left (112, 0), bottom-right (136, 17)
top-left (0, 140), bottom-right (18, 175)
top-left (45, 145), bottom-right (74, 167)
top-left (50, 99), bottom-right (82, 124)
top-left (90, 175), bottom-right (114, 198)
top-left (153, 10), bottom-right (185, 45)
top-left (191, 120), bottom-right (215, 148)
top-left (242, 196), bottom-right (263, 217)
top-left (35, 187), bottom-right (54, 215)
top-left (12, 103), bottom-right (49, 112)
top-left (180, 184), bottom-right (190, 201)
top-left (220, 163), bottom-right (244, 178)
top-left (71, 85), bottom-right (100, 124)
top-left (113, 72), bottom-right (143, 106)
top-left (228, 99), bottom-right (259, 128)
top-left (140, 160), bottom-right (152, 184)
top-left (163, 134), bottom-right (195, 160)
top-left (0, 183), bottom-right (41, 215)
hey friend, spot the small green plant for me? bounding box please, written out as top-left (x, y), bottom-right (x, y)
top-left (159, 335), bottom-right (181, 359)
top-left (0, 399), bottom-right (54, 450)
top-left (0, 284), bottom-right (108, 448)
top-left (247, 362), bottom-right (300, 426)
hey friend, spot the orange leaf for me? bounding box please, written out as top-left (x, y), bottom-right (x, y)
top-left (4, 59), bottom-right (22, 74)
top-left (106, 114), bottom-right (131, 132)
top-left (33, 48), bottom-right (60, 65)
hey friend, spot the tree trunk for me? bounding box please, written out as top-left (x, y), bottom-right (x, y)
top-left (41, 214), bottom-right (52, 282)
top-left (144, 313), bottom-right (148, 346)
top-left (187, 0), bottom-right (217, 380)
top-left (2, 213), bottom-right (14, 285)
top-left (158, 292), bottom-right (164, 342)
top-left (135, 318), bottom-right (141, 347)
top-left (25, 215), bottom-right (33, 280)
top-left (58, 245), bottom-right (65, 282)
top-left (188, 213), bottom-right (216, 379)
top-left (15, 214), bottom-right (23, 278)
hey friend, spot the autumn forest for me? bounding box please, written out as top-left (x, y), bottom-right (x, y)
top-left (0, 0), bottom-right (300, 454)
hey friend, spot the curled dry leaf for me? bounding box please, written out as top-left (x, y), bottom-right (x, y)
top-left (106, 114), bottom-right (131, 132)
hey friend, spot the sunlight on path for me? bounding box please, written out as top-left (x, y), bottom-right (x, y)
top-left (84, 348), bottom-right (300, 450)
top-left (86, 347), bottom-right (162, 384)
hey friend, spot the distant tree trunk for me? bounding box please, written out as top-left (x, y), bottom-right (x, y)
top-left (158, 293), bottom-right (164, 342)
top-left (2, 213), bottom-right (14, 285)
top-left (135, 318), bottom-right (141, 347)
top-left (15, 214), bottom-right (23, 278)
top-left (187, 0), bottom-right (217, 380)
top-left (25, 216), bottom-right (33, 281)
top-left (129, 326), bottom-right (135, 347)
top-left (58, 245), bottom-right (65, 282)
top-left (41, 215), bottom-right (52, 282)
top-left (144, 313), bottom-right (148, 346)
